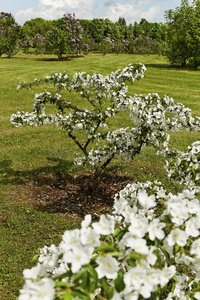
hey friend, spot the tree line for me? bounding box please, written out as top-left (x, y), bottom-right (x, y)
top-left (21, 15), bottom-right (168, 57)
top-left (0, 0), bottom-right (199, 67)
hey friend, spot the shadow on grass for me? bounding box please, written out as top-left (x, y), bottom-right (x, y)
top-left (0, 158), bottom-right (137, 217)
top-left (0, 157), bottom-right (180, 216)
top-left (144, 63), bottom-right (197, 71)
top-left (34, 55), bottom-right (85, 62)
top-left (0, 156), bottom-right (137, 187)
top-left (0, 158), bottom-right (77, 186)
top-left (1, 55), bottom-right (85, 62)
top-left (26, 169), bottom-right (135, 217)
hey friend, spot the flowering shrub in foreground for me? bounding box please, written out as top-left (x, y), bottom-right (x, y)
top-left (10, 64), bottom-right (200, 178)
top-left (18, 181), bottom-right (200, 300)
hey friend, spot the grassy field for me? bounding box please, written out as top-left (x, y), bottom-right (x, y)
top-left (0, 53), bottom-right (200, 299)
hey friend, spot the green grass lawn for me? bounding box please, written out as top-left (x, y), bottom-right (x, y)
top-left (0, 53), bottom-right (200, 299)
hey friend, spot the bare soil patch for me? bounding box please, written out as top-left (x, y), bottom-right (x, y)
top-left (9, 172), bottom-right (136, 221)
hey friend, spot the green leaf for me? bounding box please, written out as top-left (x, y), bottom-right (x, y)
top-left (162, 214), bottom-right (172, 224)
top-left (128, 251), bottom-right (143, 261)
top-left (173, 244), bottom-right (181, 255)
top-left (64, 293), bottom-right (74, 300)
top-left (159, 245), bottom-right (170, 263)
top-left (100, 278), bottom-right (114, 300)
top-left (55, 281), bottom-right (68, 288)
top-left (80, 271), bottom-right (89, 290)
top-left (114, 271), bottom-right (125, 293)
top-left (88, 267), bottom-right (98, 292)
top-left (93, 243), bottom-right (116, 254)
top-left (126, 258), bottom-right (136, 267)
top-left (72, 289), bottom-right (90, 300)
top-left (114, 227), bottom-right (128, 241)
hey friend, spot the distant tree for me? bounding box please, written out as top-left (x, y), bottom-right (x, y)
top-left (103, 18), bottom-right (114, 38)
top-left (115, 17), bottom-right (127, 39)
top-left (63, 13), bottom-right (83, 54)
top-left (0, 12), bottom-right (22, 57)
top-left (45, 27), bottom-right (69, 59)
top-left (139, 18), bottom-right (152, 37)
top-left (165, 0), bottom-right (200, 67)
top-left (87, 19), bottom-right (105, 43)
top-left (126, 24), bottom-right (135, 40)
top-left (100, 37), bottom-right (115, 55)
top-left (150, 23), bottom-right (163, 42)
top-left (23, 18), bottom-right (53, 37)
top-left (78, 19), bottom-right (92, 39)
top-left (133, 21), bottom-right (143, 38)
top-left (20, 35), bottom-right (32, 53)
top-left (187, 0), bottom-right (200, 67)
top-left (118, 17), bottom-right (126, 27)
top-left (158, 23), bottom-right (167, 42)
top-left (32, 34), bottom-right (45, 54)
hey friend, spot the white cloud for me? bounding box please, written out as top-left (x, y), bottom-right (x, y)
top-left (105, 3), bottom-right (160, 23)
top-left (14, 0), bottom-right (162, 25)
top-left (39, 0), bottom-right (93, 9)
top-left (131, 0), bottom-right (151, 4)
top-left (140, 6), bottom-right (161, 21)
top-left (16, 0), bottom-right (94, 24)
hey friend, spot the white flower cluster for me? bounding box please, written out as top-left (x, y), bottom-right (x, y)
top-left (9, 110), bottom-right (68, 127)
top-left (10, 92), bottom-right (66, 127)
top-left (126, 93), bottom-right (198, 132)
top-left (19, 181), bottom-right (200, 300)
top-left (17, 72), bottom-right (69, 92)
top-left (165, 140), bottom-right (200, 189)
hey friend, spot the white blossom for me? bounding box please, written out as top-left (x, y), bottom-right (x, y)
top-left (95, 254), bottom-right (119, 279)
top-left (19, 277), bottom-right (55, 300)
top-left (166, 228), bottom-right (189, 247)
top-left (148, 218), bottom-right (166, 241)
top-left (92, 214), bottom-right (115, 235)
top-left (63, 246), bottom-right (91, 273)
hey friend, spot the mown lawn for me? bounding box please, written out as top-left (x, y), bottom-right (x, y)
top-left (0, 53), bottom-right (199, 299)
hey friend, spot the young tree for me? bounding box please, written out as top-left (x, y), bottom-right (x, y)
top-left (0, 12), bottom-right (22, 58)
top-left (11, 64), bottom-right (200, 182)
top-left (165, 0), bottom-right (200, 67)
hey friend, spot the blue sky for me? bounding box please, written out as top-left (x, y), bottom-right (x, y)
top-left (0, 0), bottom-right (193, 25)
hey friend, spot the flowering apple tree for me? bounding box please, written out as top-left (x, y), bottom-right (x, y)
top-left (10, 63), bottom-right (200, 180)
top-left (18, 181), bottom-right (200, 300)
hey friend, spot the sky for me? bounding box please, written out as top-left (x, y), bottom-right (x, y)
top-left (0, 0), bottom-right (193, 25)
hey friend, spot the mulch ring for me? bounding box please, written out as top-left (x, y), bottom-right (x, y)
top-left (27, 171), bottom-right (136, 220)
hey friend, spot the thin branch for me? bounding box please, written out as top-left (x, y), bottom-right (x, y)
top-left (99, 151), bottom-right (116, 174)
top-left (83, 119), bottom-right (102, 151)
top-left (68, 132), bottom-right (88, 157)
